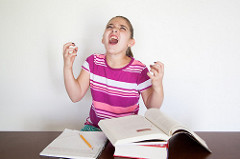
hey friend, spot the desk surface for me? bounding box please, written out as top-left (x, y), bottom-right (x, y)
top-left (0, 131), bottom-right (239, 159)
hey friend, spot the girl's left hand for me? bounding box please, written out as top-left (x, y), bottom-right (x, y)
top-left (147, 61), bottom-right (164, 90)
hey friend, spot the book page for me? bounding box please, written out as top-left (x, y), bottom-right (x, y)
top-left (145, 109), bottom-right (211, 152)
top-left (145, 109), bottom-right (184, 136)
top-left (40, 129), bottom-right (107, 159)
top-left (99, 115), bottom-right (170, 146)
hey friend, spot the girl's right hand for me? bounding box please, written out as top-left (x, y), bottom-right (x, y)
top-left (63, 42), bottom-right (78, 69)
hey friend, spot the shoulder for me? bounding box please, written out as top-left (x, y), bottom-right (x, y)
top-left (123, 58), bottom-right (148, 74)
top-left (85, 53), bottom-right (106, 62)
top-left (84, 53), bottom-right (107, 70)
top-left (130, 58), bottom-right (148, 72)
top-left (131, 58), bottom-right (147, 68)
top-left (93, 53), bottom-right (106, 59)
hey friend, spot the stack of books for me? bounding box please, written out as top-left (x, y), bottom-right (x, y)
top-left (99, 108), bottom-right (211, 159)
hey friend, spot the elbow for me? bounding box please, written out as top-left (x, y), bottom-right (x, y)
top-left (146, 104), bottom-right (162, 109)
top-left (71, 99), bottom-right (79, 103)
top-left (70, 96), bottom-right (82, 103)
top-left (155, 103), bottom-right (163, 109)
top-left (146, 98), bottom-right (164, 109)
top-left (68, 90), bottom-right (87, 103)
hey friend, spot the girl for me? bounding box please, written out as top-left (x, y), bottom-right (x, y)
top-left (63, 16), bottom-right (164, 131)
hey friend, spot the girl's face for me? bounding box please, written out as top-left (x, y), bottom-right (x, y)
top-left (102, 17), bottom-right (135, 55)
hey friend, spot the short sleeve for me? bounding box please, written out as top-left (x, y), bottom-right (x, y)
top-left (136, 67), bottom-right (152, 92)
top-left (82, 60), bottom-right (90, 72)
top-left (81, 54), bottom-right (94, 73)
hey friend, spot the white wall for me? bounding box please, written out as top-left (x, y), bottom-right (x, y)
top-left (0, 0), bottom-right (240, 131)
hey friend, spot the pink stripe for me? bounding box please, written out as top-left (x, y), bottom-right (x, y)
top-left (93, 100), bottom-right (138, 114)
top-left (90, 83), bottom-right (139, 97)
top-left (131, 60), bottom-right (145, 66)
top-left (96, 108), bottom-right (138, 117)
top-left (95, 109), bottom-right (138, 118)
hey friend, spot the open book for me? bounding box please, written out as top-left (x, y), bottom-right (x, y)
top-left (40, 129), bottom-right (107, 159)
top-left (99, 108), bottom-right (211, 153)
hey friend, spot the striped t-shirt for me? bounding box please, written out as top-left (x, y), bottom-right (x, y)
top-left (82, 54), bottom-right (152, 127)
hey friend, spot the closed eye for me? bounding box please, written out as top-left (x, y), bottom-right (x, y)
top-left (120, 27), bottom-right (126, 31)
top-left (120, 25), bottom-right (127, 31)
top-left (106, 24), bottom-right (113, 29)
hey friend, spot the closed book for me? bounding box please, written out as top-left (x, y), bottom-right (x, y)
top-left (114, 140), bottom-right (168, 159)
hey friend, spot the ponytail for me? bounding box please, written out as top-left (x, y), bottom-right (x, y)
top-left (126, 47), bottom-right (133, 57)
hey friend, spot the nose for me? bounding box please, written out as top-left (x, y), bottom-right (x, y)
top-left (112, 27), bottom-right (118, 33)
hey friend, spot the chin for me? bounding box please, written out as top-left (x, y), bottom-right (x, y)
top-left (106, 50), bottom-right (118, 55)
top-left (105, 46), bottom-right (117, 54)
top-left (104, 44), bottom-right (125, 55)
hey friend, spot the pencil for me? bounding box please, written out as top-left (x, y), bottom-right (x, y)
top-left (80, 134), bottom-right (93, 150)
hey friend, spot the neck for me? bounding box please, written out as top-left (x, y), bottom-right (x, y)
top-left (106, 53), bottom-right (132, 69)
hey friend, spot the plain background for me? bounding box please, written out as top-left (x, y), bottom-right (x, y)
top-left (0, 0), bottom-right (239, 131)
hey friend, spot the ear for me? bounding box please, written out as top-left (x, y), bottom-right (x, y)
top-left (128, 38), bottom-right (135, 47)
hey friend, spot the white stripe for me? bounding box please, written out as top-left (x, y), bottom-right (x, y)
top-left (94, 60), bottom-right (106, 67)
top-left (123, 69), bottom-right (143, 73)
top-left (123, 66), bottom-right (146, 73)
top-left (90, 73), bottom-right (137, 90)
top-left (91, 81), bottom-right (138, 94)
top-left (94, 56), bottom-right (106, 66)
top-left (137, 79), bottom-right (152, 91)
top-left (125, 68), bottom-right (142, 71)
top-left (82, 61), bottom-right (89, 71)
top-left (95, 58), bottom-right (105, 62)
top-left (128, 65), bottom-right (145, 69)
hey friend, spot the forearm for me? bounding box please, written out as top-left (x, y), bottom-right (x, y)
top-left (64, 67), bottom-right (83, 102)
top-left (144, 61), bottom-right (164, 109)
top-left (145, 84), bottom-right (164, 109)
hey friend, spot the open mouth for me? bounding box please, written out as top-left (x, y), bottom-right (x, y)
top-left (109, 35), bottom-right (119, 45)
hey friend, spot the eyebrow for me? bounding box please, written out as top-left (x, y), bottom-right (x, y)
top-left (107, 23), bottom-right (128, 30)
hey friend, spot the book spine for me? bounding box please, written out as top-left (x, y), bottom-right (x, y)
top-left (139, 144), bottom-right (168, 148)
top-left (114, 154), bottom-right (147, 159)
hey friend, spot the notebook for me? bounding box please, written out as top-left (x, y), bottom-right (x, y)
top-left (40, 128), bottom-right (107, 159)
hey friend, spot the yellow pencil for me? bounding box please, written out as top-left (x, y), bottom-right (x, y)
top-left (80, 134), bottom-right (93, 150)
